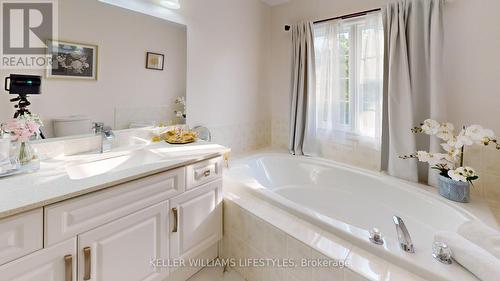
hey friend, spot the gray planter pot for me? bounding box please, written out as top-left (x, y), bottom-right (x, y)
top-left (438, 175), bottom-right (470, 203)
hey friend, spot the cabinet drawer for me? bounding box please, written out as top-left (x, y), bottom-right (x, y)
top-left (0, 238), bottom-right (76, 281)
top-left (186, 157), bottom-right (223, 190)
top-left (45, 167), bottom-right (185, 246)
top-left (0, 209), bottom-right (43, 266)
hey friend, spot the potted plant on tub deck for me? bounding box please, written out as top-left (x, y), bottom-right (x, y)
top-left (401, 119), bottom-right (500, 203)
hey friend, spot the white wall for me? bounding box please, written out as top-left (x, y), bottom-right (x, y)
top-left (0, 0), bottom-right (187, 135)
top-left (182, 0), bottom-right (272, 129)
top-left (104, 0), bottom-right (273, 152)
top-left (443, 0), bottom-right (500, 134)
top-left (153, 0), bottom-right (273, 152)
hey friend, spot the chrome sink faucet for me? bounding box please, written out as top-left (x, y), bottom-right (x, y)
top-left (93, 122), bottom-right (115, 153)
top-left (393, 216), bottom-right (415, 253)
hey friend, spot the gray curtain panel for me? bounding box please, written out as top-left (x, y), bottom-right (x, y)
top-left (381, 0), bottom-right (445, 183)
top-left (289, 21), bottom-right (316, 156)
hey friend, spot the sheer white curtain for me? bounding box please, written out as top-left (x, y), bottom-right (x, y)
top-left (307, 13), bottom-right (384, 159)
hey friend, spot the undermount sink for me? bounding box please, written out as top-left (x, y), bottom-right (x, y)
top-left (65, 149), bottom-right (166, 180)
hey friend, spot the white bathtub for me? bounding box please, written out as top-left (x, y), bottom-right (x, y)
top-left (225, 152), bottom-right (490, 281)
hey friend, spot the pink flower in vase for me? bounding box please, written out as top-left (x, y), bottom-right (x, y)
top-left (3, 119), bottom-right (39, 142)
top-left (26, 121), bottom-right (40, 135)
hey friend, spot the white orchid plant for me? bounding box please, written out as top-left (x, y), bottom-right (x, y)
top-left (174, 96), bottom-right (186, 120)
top-left (400, 119), bottom-right (500, 184)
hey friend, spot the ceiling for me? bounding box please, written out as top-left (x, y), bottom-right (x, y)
top-left (260, 0), bottom-right (290, 6)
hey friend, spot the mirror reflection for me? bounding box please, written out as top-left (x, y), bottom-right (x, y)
top-left (0, 0), bottom-right (187, 139)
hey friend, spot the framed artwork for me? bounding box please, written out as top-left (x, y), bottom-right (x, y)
top-left (146, 52), bottom-right (165, 70)
top-left (46, 40), bottom-right (98, 80)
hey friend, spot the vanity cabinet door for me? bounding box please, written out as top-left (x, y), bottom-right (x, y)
top-left (169, 180), bottom-right (222, 264)
top-left (0, 238), bottom-right (76, 281)
top-left (77, 202), bottom-right (169, 281)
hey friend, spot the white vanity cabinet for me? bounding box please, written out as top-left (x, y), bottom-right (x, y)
top-left (0, 155), bottom-right (224, 281)
top-left (0, 238), bottom-right (76, 281)
top-left (77, 202), bottom-right (169, 281)
top-left (170, 180), bottom-right (223, 263)
top-left (0, 208), bottom-right (43, 266)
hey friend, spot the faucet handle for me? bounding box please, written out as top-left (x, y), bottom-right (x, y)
top-left (393, 216), bottom-right (415, 253)
top-left (432, 241), bottom-right (453, 264)
top-left (92, 122), bottom-right (104, 134)
top-left (369, 228), bottom-right (384, 245)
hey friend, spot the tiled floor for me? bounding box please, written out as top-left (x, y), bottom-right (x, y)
top-left (188, 267), bottom-right (246, 281)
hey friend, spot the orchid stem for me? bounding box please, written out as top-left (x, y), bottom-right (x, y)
top-left (460, 146), bottom-right (464, 167)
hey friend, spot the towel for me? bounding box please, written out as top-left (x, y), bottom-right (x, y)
top-left (458, 221), bottom-right (500, 260)
top-left (435, 231), bottom-right (500, 281)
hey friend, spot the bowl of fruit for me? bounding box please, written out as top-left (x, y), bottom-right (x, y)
top-left (162, 128), bottom-right (198, 144)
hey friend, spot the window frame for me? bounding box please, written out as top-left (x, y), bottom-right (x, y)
top-left (313, 16), bottom-right (382, 140)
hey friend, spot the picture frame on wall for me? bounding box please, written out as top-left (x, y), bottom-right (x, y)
top-left (46, 40), bottom-right (98, 80)
top-left (146, 52), bottom-right (165, 70)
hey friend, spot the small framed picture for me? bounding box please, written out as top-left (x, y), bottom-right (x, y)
top-left (146, 52), bottom-right (165, 70)
top-left (46, 40), bottom-right (98, 80)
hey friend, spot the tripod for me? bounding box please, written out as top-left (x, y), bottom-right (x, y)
top-left (10, 94), bottom-right (46, 139)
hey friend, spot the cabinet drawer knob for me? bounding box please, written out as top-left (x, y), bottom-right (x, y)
top-left (203, 170), bottom-right (211, 177)
top-left (83, 247), bottom-right (91, 280)
top-left (64, 255), bottom-right (73, 281)
top-left (172, 208), bottom-right (178, 233)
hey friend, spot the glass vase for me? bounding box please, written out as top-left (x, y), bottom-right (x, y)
top-left (16, 141), bottom-right (40, 172)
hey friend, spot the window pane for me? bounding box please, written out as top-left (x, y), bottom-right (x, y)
top-left (313, 13), bottom-right (383, 141)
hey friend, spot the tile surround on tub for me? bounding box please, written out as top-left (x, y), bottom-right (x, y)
top-left (209, 120), bottom-right (271, 154)
top-left (270, 117), bottom-right (380, 171)
top-left (464, 145), bottom-right (500, 223)
top-left (222, 192), bottom-right (432, 281)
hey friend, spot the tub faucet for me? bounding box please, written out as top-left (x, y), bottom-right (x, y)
top-left (93, 122), bottom-right (114, 153)
top-left (393, 216), bottom-right (414, 253)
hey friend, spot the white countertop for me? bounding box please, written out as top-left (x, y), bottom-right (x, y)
top-left (0, 142), bottom-right (229, 219)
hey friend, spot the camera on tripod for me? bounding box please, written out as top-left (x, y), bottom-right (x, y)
top-left (4, 74), bottom-right (41, 119)
top-left (4, 74), bottom-right (45, 139)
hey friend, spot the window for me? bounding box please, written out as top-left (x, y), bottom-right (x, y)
top-left (313, 13), bottom-right (384, 145)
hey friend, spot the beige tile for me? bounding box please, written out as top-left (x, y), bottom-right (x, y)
top-left (286, 235), bottom-right (313, 281)
top-left (245, 245), bottom-right (267, 281)
top-left (463, 145), bottom-right (482, 170)
top-left (244, 213), bottom-right (267, 252)
top-left (345, 247), bottom-right (388, 281)
top-left (285, 272), bottom-right (304, 281)
top-left (344, 268), bottom-right (369, 281)
top-left (220, 237), bottom-right (230, 259)
top-left (482, 173), bottom-right (500, 200)
top-left (226, 234), bottom-right (248, 278)
top-left (223, 200), bottom-right (245, 238)
top-left (187, 267), bottom-right (245, 281)
top-left (262, 222), bottom-right (287, 258)
top-left (312, 231), bottom-right (351, 262)
top-left (262, 266), bottom-right (284, 281)
top-left (311, 250), bottom-right (345, 281)
top-left (481, 145), bottom-right (500, 176)
top-left (384, 265), bottom-right (426, 281)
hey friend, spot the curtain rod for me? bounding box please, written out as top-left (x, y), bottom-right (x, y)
top-left (284, 8), bottom-right (381, 31)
